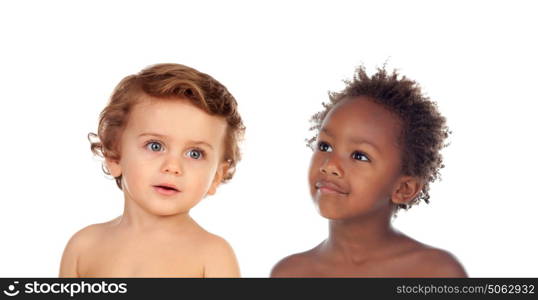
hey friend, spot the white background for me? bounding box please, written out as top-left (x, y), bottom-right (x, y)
top-left (1, 0), bottom-right (537, 277)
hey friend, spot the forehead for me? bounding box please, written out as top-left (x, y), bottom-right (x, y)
top-left (124, 96), bottom-right (227, 145)
top-left (321, 96), bottom-right (402, 148)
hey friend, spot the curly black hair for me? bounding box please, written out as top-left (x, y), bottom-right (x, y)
top-left (308, 65), bottom-right (450, 211)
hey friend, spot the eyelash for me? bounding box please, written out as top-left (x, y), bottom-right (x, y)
top-left (186, 148), bottom-right (205, 160)
top-left (351, 151), bottom-right (369, 162)
top-left (145, 140), bottom-right (165, 152)
top-left (317, 141), bottom-right (370, 162)
top-left (144, 140), bottom-right (206, 160)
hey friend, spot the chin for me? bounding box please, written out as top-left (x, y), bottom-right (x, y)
top-left (318, 211), bottom-right (342, 220)
top-left (316, 201), bottom-right (375, 221)
top-left (319, 212), bottom-right (355, 221)
top-left (316, 204), bottom-right (348, 220)
top-left (144, 201), bottom-right (191, 217)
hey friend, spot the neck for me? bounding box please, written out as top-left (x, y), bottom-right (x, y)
top-left (322, 205), bottom-right (399, 263)
top-left (115, 194), bottom-right (195, 234)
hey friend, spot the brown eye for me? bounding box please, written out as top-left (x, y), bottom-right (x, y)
top-left (317, 141), bottom-right (332, 152)
top-left (351, 151), bottom-right (369, 162)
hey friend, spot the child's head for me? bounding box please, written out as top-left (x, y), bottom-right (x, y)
top-left (89, 63), bottom-right (244, 215)
top-left (308, 65), bottom-right (449, 218)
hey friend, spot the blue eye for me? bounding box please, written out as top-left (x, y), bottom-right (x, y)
top-left (146, 141), bottom-right (164, 152)
top-left (187, 149), bottom-right (204, 160)
top-left (318, 141), bottom-right (332, 152)
top-left (352, 151), bottom-right (369, 162)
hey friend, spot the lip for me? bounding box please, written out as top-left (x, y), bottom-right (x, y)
top-left (153, 183), bottom-right (181, 196)
top-left (315, 180), bottom-right (348, 195)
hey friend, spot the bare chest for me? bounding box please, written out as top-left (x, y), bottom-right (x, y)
top-left (78, 237), bottom-right (204, 277)
top-left (303, 255), bottom-right (423, 277)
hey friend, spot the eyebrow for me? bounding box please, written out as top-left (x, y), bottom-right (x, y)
top-left (320, 127), bottom-right (380, 152)
top-left (138, 133), bottom-right (214, 150)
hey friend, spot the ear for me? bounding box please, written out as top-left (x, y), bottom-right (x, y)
top-left (207, 162), bottom-right (228, 196)
top-left (391, 176), bottom-right (424, 206)
top-left (104, 157), bottom-right (122, 178)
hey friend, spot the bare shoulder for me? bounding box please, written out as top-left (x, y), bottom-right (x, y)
top-left (407, 246), bottom-right (467, 277)
top-left (59, 219), bottom-right (117, 277)
top-left (270, 248), bottom-right (318, 277)
top-left (199, 232), bottom-right (235, 255)
top-left (69, 219), bottom-right (117, 246)
top-left (59, 223), bottom-right (105, 277)
top-left (197, 231), bottom-right (240, 277)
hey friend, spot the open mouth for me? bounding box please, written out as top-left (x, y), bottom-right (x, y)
top-left (155, 185), bottom-right (178, 191)
top-left (153, 184), bottom-right (180, 195)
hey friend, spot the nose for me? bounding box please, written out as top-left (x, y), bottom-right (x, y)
top-left (320, 155), bottom-right (343, 177)
top-left (161, 156), bottom-right (183, 176)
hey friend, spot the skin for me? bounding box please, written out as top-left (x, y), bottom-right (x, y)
top-left (271, 96), bottom-right (466, 277)
top-left (59, 96), bottom-right (240, 277)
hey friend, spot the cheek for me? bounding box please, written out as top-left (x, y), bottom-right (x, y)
top-left (185, 161), bottom-right (218, 191)
top-left (121, 159), bottom-right (150, 189)
top-left (349, 166), bottom-right (395, 203)
top-left (120, 147), bottom-right (155, 178)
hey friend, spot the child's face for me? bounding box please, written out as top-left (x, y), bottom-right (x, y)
top-left (308, 96), bottom-right (404, 220)
top-left (107, 97), bottom-right (228, 217)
